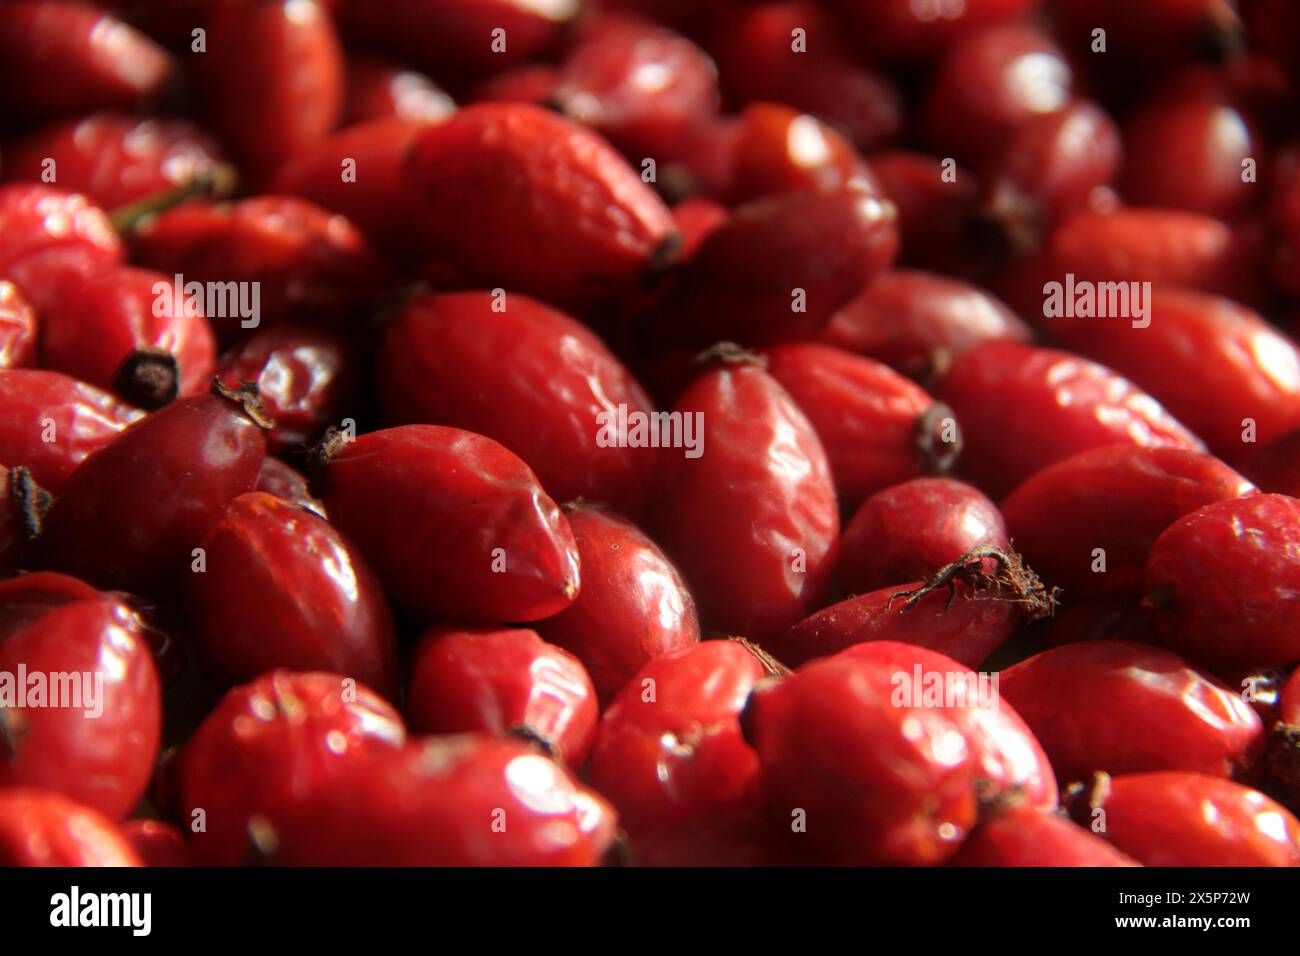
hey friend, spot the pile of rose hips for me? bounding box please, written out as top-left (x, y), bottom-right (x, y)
top-left (1, 0), bottom-right (1300, 869)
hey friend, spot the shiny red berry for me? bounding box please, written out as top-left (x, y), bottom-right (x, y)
top-left (0, 789), bottom-right (141, 867)
top-left (311, 424), bottom-right (580, 622)
top-left (0, 280), bottom-right (38, 369)
top-left (950, 805), bottom-right (1138, 867)
top-left (407, 624), bottom-right (597, 766)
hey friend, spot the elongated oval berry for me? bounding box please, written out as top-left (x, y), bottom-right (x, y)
top-left (949, 806), bottom-right (1139, 867)
top-left (649, 355), bottom-right (838, 640)
top-left (1145, 494), bottom-right (1300, 671)
top-left (587, 640), bottom-right (780, 864)
top-left (2, 113), bottom-right (225, 210)
top-left (39, 266), bottom-right (217, 408)
top-left (1035, 207), bottom-right (1266, 306)
top-left (535, 506), bottom-right (699, 702)
top-left (552, 15), bottom-right (719, 160)
top-left (1001, 445), bottom-right (1256, 601)
top-left (183, 492), bottom-right (398, 698)
top-left (197, 0), bottom-right (344, 183)
top-left (219, 325), bottom-right (355, 453)
top-left (919, 24), bottom-right (1072, 168)
top-left (0, 790), bottom-right (141, 867)
top-left (267, 736), bottom-right (616, 866)
top-left (35, 382), bottom-right (269, 594)
top-left (839, 478), bottom-right (1007, 596)
top-left (0, 281), bottom-right (37, 369)
top-left (1075, 771), bottom-right (1300, 867)
top-left (0, 1), bottom-right (174, 120)
top-left (177, 670), bottom-right (406, 866)
top-left (763, 343), bottom-right (960, 507)
top-left (1002, 641), bottom-right (1263, 784)
top-left (404, 103), bottom-right (675, 305)
top-left (724, 103), bottom-right (871, 203)
top-left (337, 0), bottom-right (578, 76)
top-left (0, 369), bottom-right (143, 492)
top-left (0, 591), bottom-right (160, 820)
top-left (771, 572), bottom-right (1028, 670)
top-left (1120, 78), bottom-right (1260, 219)
top-left (407, 625), bottom-right (597, 766)
top-left (938, 343), bottom-right (1204, 498)
top-left (376, 292), bottom-right (657, 517)
top-left (1051, 286), bottom-right (1300, 463)
top-left (131, 196), bottom-right (392, 336)
top-left (745, 648), bottom-right (977, 865)
top-left (817, 269), bottom-right (1031, 381)
top-left (311, 424), bottom-right (580, 622)
top-left (652, 188), bottom-right (897, 348)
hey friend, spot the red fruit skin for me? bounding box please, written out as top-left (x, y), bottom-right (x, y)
top-left (376, 292), bottom-right (657, 518)
top-left (745, 648), bottom-right (977, 865)
top-left (949, 807), bottom-right (1139, 867)
top-left (183, 492), bottom-right (398, 698)
top-left (40, 266), bottom-right (217, 400)
top-left (711, 2), bottom-right (902, 152)
top-left (919, 24), bottom-right (1072, 169)
top-left (131, 196), bottom-right (392, 338)
top-left (0, 369), bottom-right (142, 492)
top-left (343, 57), bottom-right (455, 125)
top-left (0, 280), bottom-right (38, 369)
top-left (0, 1), bottom-right (173, 120)
top-left (839, 478), bottom-right (1007, 596)
top-left (649, 361), bottom-right (838, 641)
top-left (587, 641), bottom-right (764, 835)
top-left (1120, 81), bottom-right (1260, 220)
top-left (404, 103), bottom-right (675, 305)
top-left (119, 819), bottom-right (194, 867)
top-left (0, 594), bottom-right (161, 820)
top-left (313, 425), bottom-right (580, 623)
top-left (35, 390), bottom-right (267, 594)
top-left (843, 641), bottom-right (1058, 810)
top-left (869, 152), bottom-right (982, 275)
top-left (255, 457), bottom-right (324, 515)
top-left (1282, 671), bottom-right (1300, 726)
top-left (407, 625), bottom-right (597, 766)
top-left (1090, 772), bottom-right (1300, 867)
top-left (553, 15), bottom-right (720, 160)
top-left (829, 0), bottom-right (1036, 63)
top-left (219, 325), bottom-right (354, 453)
top-left (937, 343), bottom-right (1204, 499)
top-left (653, 188), bottom-right (898, 349)
top-left (770, 579), bottom-right (1021, 670)
top-left (1036, 207), bottom-right (1266, 306)
top-left (0, 790), bottom-right (141, 866)
top-left (267, 118), bottom-right (432, 266)
top-left (535, 507), bottom-right (700, 703)
top-left (1241, 426), bottom-right (1300, 497)
top-left (266, 736), bottom-right (617, 866)
top-left (0, 185), bottom-right (122, 309)
top-left (471, 64), bottom-right (562, 106)
top-left (978, 98), bottom-right (1122, 248)
top-left (198, 0), bottom-right (344, 184)
top-left (2, 113), bottom-right (225, 210)
top-left (337, 0), bottom-right (577, 77)
top-left (763, 343), bottom-right (955, 507)
top-left (817, 270), bottom-right (1032, 381)
top-left (177, 670), bottom-right (406, 866)
top-left (1001, 445), bottom-right (1256, 601)
top-left (724, 102), bottom-right (873, 204)
top-left (1051, 286), bottom-right (1300, 463)
top-left (1002, 641), bottom-right (1264, 785)
top-left (1145, 494), bottom-right (1300, 671)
